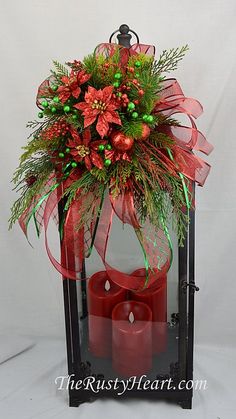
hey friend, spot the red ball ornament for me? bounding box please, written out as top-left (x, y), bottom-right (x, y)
top-left (138, 123), bottom-right (151, 141)
top-left (111, 131), bottom-right (134, 152)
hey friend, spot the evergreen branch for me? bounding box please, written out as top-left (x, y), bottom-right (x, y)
top-left (52, 60), bottom-right (69, 77)
top-left (154, 45), bottom-right (189, 74)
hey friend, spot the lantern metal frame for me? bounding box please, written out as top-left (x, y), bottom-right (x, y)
top-left (59, 25), bottom-right (198, 410)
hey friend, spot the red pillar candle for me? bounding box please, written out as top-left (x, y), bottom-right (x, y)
top-left (88, 271), bottom-right (127, 358)
top-left (130, 268), bottom-right (167, 354)
top-left (112, 300), bottom-right (152, 377)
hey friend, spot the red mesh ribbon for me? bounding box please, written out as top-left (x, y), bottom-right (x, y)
top-left (154, 78), bottom-right (213, 186)
top-left (93, 193), bottom-right (170, 291)
top-left (94, 42), bottom-right (155, 67)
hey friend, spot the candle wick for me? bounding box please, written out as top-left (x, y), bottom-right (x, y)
top-left (129, 312), bottom-right (135, 323)
top-left (104, 279), bottom-right (111, 291)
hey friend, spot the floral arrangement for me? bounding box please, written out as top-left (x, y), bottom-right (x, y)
top-left (9, 42), bottom-right (213, 290)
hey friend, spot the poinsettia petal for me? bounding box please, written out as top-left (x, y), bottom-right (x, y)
top-left (67, 139), bottom-right (78, 148)
top-left (70, 128), bottom-right (81, 142)
top-left (58, 90), bottom-right (70, 103)
top-left (102, 86), bottom-right (113, 103)
top-left (96, 114), bottom-right (109, 138)
top-left (77, 70), bottom-right (91, 85)
top-left (61, 76), bottom-right (69, 85)
top-left (90, 150), bottom-right (104, 169)
top-left (107, 102), bottom-right (119, 111)
top-left (84, 114), bottom-right (97, 128)
top-left (72, 87), bottom-right (81, 98)
top-left (83, 128), bottom-right (91, 146)
top-left (84, 156), bottom-right (92, 171)
top-left (70, 150), bottom-right (80, 157)
top-left (74, 102), bottom-right (89, 111)
top-left (104, 110), bottom-right (121, 125)
top-left (85, 86), bottom-right (98, 103)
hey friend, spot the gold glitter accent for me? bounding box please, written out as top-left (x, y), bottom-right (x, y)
top-left (76, 145), bottom-right (90, 157)
top-left (91, 100), bottom-right (107, 112)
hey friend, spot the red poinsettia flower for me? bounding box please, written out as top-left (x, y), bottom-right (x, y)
top-left (57, 70), bottom-right (90, 103)
top-left (67, 127), bottom-right (106, 170)
top-left (74, 86), bottom-right (122, 138)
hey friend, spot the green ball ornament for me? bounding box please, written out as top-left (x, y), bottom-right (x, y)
top-left (50, 106), bottom-right (57, 113)
top-left (113, 81), bottom-right (120, 88)
top-left (51, 85), bottom-right (58, 91)
top-left (71, 162), bottom-right (78, 168)
top-left (72, 114), bottom-right (78, 120)
top-left (58, 152), bottom-right (65, 158)
top-left (98, 144), bottom-right (105, 152)
top-left (131, 111), bottom-right (139, 119)
top-left (147, 115), bottom-right (154, 123)
top-left (65, 148), bottom-right (70, 153)
top-left (63, 105), bottom-right (70, 112)
top-left (127, 102), bottom-right (135, 110)
top-left (114, 72), bottom-right (122, 80)
top-left (53, 96), bottom-right (59, 103)
top-left (142, 114), bottom-right (148, 121)
top-left (104, 158), bottom-right (112, 167)
top-left (42, 100), bottom-right (48, 108)
top-left (135, 73), bottom-right (140, 78)
top-left (38, 112), bottom-right (44, 118)
top-left (116, 92), bottom-right (122, 97)
top-left (135, 60), bottom-right (141, 68)
top-left (106, 144), bottom-right (112, 150)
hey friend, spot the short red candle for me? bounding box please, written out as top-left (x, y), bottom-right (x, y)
top-left (130, 268), bottom-right (167, 354)
top-left (112, 300), bottom-right (152, 377)
top-left (88, 271), bottom-right (126, 358)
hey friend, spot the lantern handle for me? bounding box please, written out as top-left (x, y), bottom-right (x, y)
top-left (109, 24), bottom-right (140, 48)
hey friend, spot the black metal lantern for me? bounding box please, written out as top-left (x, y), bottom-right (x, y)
top-left (60, 25), bottom-right (198, 410)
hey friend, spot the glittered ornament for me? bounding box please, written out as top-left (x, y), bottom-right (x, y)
top-left (111, 131), bottom-right (134, 152)
top-left (127, 102), bottom-right (135, 110)
top-left (104, 158), bottom-right (112, 167)
top-left (63, 105), bottom-right (70, 112)
top-left (98, 144), bottom-right (105, 152)
top-left (147, 115), bottom-right (154, 123)
top-left (42, 100), bottom-right (48, 108)
top-left (138, 123), bottom-right (151, 141)
top-left (135, 60), bottom-right (141, 68)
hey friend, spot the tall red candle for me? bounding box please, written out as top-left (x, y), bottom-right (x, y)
top-left (88, 271), bottom-right (126, 358)
top-left (130, 268), bottom-right (167, 354)
top-left (112, 300), bottom-right (152, 377)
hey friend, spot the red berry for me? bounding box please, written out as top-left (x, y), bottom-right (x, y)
top-left (128, 67), bottom-right (134, 73)
top-left (139, 89), bottom-right (144, 96)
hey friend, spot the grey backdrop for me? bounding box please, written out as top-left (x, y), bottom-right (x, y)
top-left (1, 0), bottom-right (236, 418)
